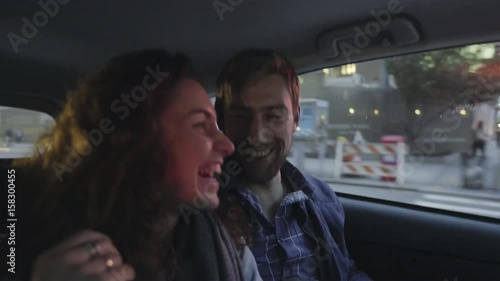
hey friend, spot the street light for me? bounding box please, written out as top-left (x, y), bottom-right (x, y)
top-left (349, 108), bottom-right (355, 115)
top-left (374, 109), bottom-right (380, 115)
top-left (459, 109), bottom-right (467, 116)
top-left (415, 109), bottom-right (422, 116)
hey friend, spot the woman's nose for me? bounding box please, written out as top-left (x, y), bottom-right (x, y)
top-left (215, 130), bottom-right (235, 157)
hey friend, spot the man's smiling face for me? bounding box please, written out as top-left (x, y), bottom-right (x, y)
top-left (223, 74), bottom-right (300, 183)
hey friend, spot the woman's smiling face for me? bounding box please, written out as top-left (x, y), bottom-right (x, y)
top-left (161, 78), bottom-right (234, 210)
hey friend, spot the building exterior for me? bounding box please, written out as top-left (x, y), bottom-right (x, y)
top-left (298, 58), bottom-right (490, 155)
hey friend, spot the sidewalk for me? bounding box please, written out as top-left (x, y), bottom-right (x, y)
top-left (287, 151), bottom-right (500, 201)
top-left (0, 143), bottom-right (36, 158)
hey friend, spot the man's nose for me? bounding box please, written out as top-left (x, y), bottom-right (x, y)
top-left (248, 116), bottom-right (273, 145)
top-left (214, 130), bottom-right (235, 157)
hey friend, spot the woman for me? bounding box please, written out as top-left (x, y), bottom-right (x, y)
top-left (14, 49), bottom-right (261, 281)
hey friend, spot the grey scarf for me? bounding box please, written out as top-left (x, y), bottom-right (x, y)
top-left (165, 210), bottom-right (245, 281)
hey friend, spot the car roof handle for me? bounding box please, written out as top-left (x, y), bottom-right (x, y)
top-left (317, 16), bottom-right (421, 59)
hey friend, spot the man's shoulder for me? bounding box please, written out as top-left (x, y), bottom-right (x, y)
top-left (290, 168), bottom-right (347, 231)
top-left (305, 173), bottom-right (343, 205)
top-left (286, 166), bottom-right (337, 196)
top-left (283, 164), bottom-right (342, 207)
top-left (302, 172), bottom-right (330, 190)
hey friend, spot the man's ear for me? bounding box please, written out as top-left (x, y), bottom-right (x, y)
top-left (293, 105), bottom-right (300, 131)
top-left (214, 97), bottom-right (225, 132)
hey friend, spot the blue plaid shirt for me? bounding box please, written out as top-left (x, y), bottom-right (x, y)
top-left (222, 161), bottom-right (372, 281)
top-left (237, 180), bottom-right (320, 281)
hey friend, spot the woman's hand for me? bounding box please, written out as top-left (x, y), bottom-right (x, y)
top-left (31, 229), bottom-right (135, 281)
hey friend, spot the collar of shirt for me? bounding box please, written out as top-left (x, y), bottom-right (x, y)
top-left (230, 161), bottom-right (316, 215)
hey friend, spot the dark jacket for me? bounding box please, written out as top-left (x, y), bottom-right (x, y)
top-left (301, 173), bottom-right (370, 280)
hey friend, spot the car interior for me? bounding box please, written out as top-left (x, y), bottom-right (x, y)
top-left (1, 0), bottom-right (500, 280)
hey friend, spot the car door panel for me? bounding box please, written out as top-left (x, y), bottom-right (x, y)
top-left (340, 195), bottom-right (500, 281)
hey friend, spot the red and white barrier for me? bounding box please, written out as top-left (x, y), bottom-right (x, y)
top-left (333, 141), bottom-right (406, 184)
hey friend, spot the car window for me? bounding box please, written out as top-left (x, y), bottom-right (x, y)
top-left (291, 42), bottom-right (500, 219)
top-left (0, 106), bottom-right (55, 159)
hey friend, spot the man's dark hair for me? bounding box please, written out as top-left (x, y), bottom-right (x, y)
top-left (215, 48), bottom-right (300, 131)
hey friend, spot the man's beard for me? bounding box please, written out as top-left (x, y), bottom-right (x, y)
top-left (232, 143), bottom-right (288, 184)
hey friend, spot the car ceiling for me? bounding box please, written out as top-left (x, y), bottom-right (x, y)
top-left (2, 0), bottom-right (500, 112)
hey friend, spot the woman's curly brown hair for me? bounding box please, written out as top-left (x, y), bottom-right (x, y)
top-left (14, 49), bottom-right (197, 280)
top-left (215, 187), bottom-right (256, 251)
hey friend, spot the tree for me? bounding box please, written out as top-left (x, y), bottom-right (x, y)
top-left (385, 45), bottom-right (498, 142)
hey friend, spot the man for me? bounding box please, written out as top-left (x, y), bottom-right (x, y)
top-left (215, 49), bottom-right (371, 281)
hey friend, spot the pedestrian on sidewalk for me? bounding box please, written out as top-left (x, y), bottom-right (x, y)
top-left (472, 121), bottom-right (488, 157)
top-left (15, 128), bottom-right (23, 143)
